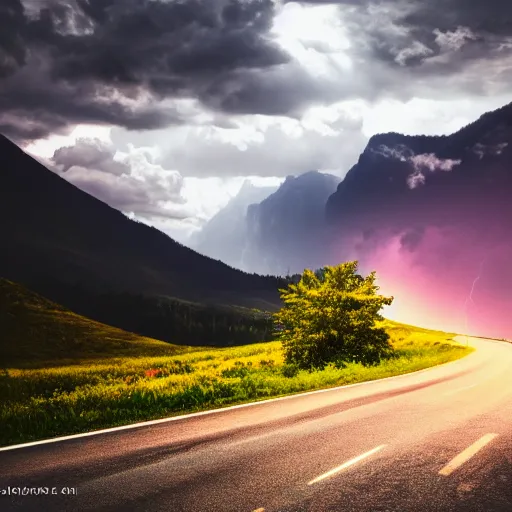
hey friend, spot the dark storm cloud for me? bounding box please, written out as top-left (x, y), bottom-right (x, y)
top-left (2, 0), bottom-right (511, 144)
top-left (0, 0), bottom-right (290, 142)
top-left (297, 0), bottom-right (512, 71)
top-left (46, 0), bottom-right (287, 87)
top-left (0, 0), bottom-right (27, 78)
top-left (203, 65), bottom-right (343, 117)
top-left (0, 63), bottom-right (184, 142)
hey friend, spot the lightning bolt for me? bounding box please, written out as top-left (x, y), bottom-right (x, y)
top-left (463, 258), bottom-right (485, 344)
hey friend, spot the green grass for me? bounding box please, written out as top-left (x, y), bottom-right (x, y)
top-left (0, 278), bottom-right (201, 367)
top-left (0, 307), bottom-right (473, 447)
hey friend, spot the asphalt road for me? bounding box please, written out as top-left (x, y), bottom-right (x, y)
top-left (1, 336), bottom-right (512, 512)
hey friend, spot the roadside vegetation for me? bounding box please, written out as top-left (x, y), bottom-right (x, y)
top-left (1, 328), bottom-right (471, 447)
top-left (0, 267), bottom-right (474, 446)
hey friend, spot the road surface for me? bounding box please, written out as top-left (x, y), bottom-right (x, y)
top-left (1, 336), bottom-right (512, 512)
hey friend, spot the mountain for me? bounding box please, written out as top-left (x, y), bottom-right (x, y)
top-left (324, 102), bottom-right (512, 339)
top-left (244, 171), bottom-right (341, 275)
top-left (0, 134), bottom-right (283, 332)
top-left (0, 278), bottom-right (189, 367)
top-left (326, 102), bottom-right (512, 232)
top-left (190, 180), bottom-right (278, 270)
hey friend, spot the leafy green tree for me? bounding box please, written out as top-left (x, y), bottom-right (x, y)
top-left (273, 261), bottom-right (394, 370)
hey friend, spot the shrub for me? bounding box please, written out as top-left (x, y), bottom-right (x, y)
top-left (273, 261), bottom-right (394, 370)
top-left (281, 363), bottom-right (300, 378)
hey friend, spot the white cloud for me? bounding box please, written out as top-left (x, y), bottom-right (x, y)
top-left (406, 154), bottom-right (461, 189)
top-left (406, 170), bottom-right (427, 189)
top-left (25, 124), bottom-right (112, 158)
top-left (359, 96), bottom-right (512, 137)
top-left (410, 153), bottom-right (461, 172)
top-left (272, 2), bottom-right (352, 77)
top-left (433, 26), bottom-right (477, 52)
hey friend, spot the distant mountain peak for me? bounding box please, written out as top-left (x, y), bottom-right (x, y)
top-left (280, 170), bottom-right (340, 189)
top-left (243, 168), bottom-right (341, 275)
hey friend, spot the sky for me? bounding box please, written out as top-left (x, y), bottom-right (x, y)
top-left (2, 0), bottom-right (512, 242)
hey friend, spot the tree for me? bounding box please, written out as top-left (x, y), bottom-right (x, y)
top-left (273, 261), bottom-right (394, 370)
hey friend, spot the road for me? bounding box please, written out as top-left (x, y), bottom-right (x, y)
top-left (1, 336), bottom-right (512, 512)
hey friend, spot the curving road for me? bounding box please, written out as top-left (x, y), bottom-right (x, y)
top-left (1, 336), bottom-right (512, 512)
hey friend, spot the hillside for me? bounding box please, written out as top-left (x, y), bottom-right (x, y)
top-left (0, 134), bottom-right (283, 331)
top-left (0, 278), bottom-right (192, 368)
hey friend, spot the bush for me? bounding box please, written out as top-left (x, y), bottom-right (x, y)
top-left (281, 363), bottom-right (300, 378)
top-left (273, 261), bottom-right (395, 370)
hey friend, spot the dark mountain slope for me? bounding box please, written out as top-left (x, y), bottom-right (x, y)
top-left (0, 134), bottom-right (282, 315)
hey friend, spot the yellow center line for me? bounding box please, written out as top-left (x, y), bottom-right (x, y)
top-left (439, 433), bottom-right (498, 476)
top-left (308, 444), bottom-right (387, 485)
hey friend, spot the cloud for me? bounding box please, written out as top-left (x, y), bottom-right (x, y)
top-left (2, 0), bottom-right (511, 147)
top-left (51, 137), bottom-right (188, 220)
top-left (296, 0), bottom-right (512, 95)
top-left (394, 40), bottom-right (434, 66)
top-left (111, 109), bottom-right (367, 178)
top-left (370, 143), bottom-right (412, 161)
top-left (53, 137), bottom-right (129, 174)
top-left (406, 153), bottom-right (461, 188)
top-left (410, 153), bottom-right (461, 172)
top-left (371, 144), bottom-right (462, 188)
top-left (399, 227), bottom-right (426, 251)
top-left (406, 170), bottom-right (426, 189)
top-left (46, 136), bottom-right (288, 242)
top-left (0, 0), bottom-right (26, 78)
top-left (0, 0), bottom-right (289, 142)
top-left (472, 142), bottom-right (509, 159)
top-left (433, 26), bottom-right (478, 52)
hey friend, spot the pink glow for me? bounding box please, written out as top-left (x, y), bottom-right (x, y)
top-left (330, 226), bottom-right (512, 340)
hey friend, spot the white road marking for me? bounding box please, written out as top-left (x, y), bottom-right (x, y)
top-left (439, 434), bottom-right (498, 476)
top-left (444, 384), bottom-right (477, 396)
top-left (308, 445), bottom-right (387, 485)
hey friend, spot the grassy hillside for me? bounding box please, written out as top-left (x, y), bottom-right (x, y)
top-left (0, 278), bottom-right (197, 367)
top-left (0, 286), bottom-right (473, 446)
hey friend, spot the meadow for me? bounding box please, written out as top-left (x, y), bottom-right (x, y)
top-left (0, 320), bottom-right (473, 447)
